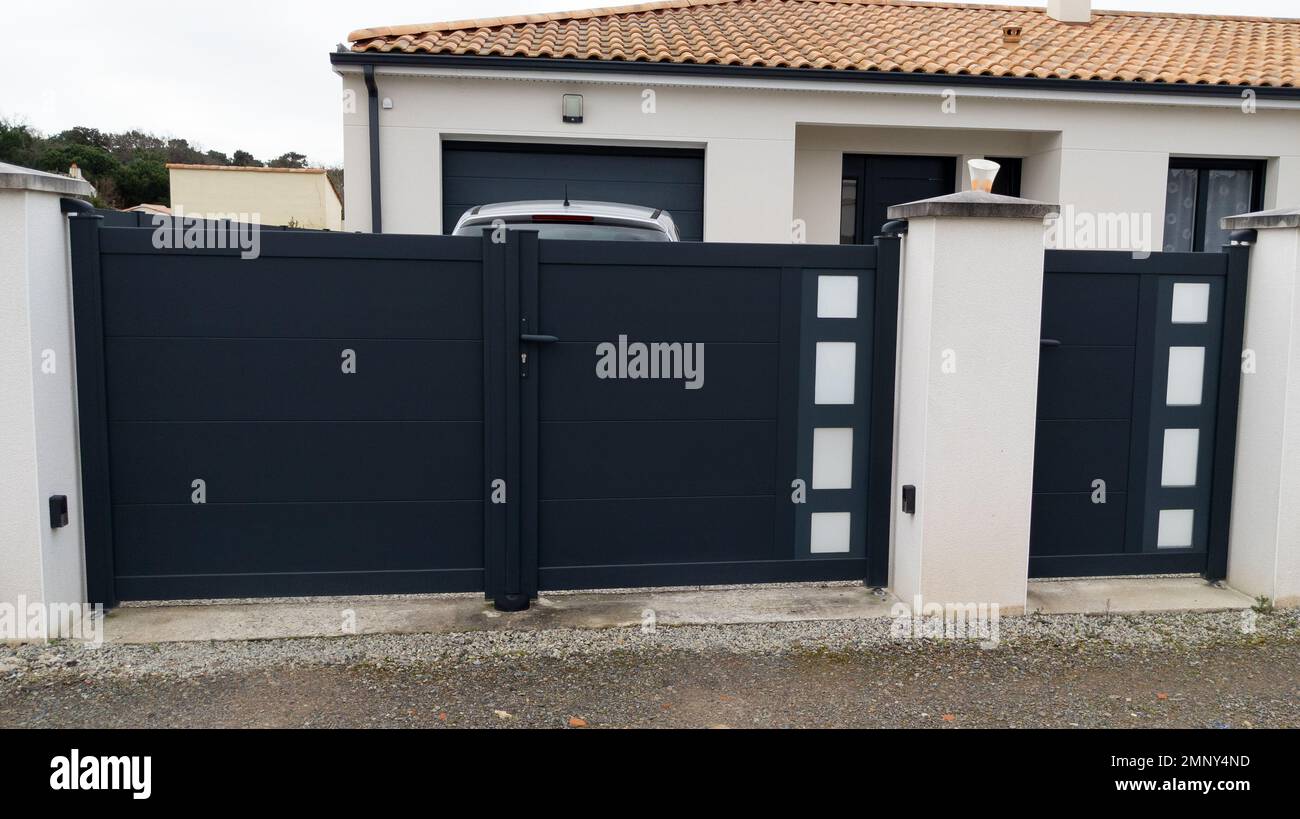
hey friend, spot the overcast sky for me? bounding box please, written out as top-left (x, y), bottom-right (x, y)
top-left (0, 0), bottom-right (1292, 167)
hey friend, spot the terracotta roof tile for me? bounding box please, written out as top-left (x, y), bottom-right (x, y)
top-left (348, 0), bottom-right (1298, 87)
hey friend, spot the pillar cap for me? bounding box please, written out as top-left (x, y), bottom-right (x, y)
top-left (0, 161), bottom-right (96, 197)
top-left (887, 190), bottom-right (1057, 220)
top-left (1220, 206), bottom-right (1300, 231)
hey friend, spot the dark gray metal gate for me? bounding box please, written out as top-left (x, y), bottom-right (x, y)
top-left (1030, 246), bottom-right (1248, 578)
top-left (71, 215), bottom-right (898, 608)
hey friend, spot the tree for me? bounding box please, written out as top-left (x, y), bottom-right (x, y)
top-left (56, 126), bottom-right (110, 149)
top-left (0, 122), bottom-right (303, 207)
top-left (0, 120), bottom-right (41, 168)
top-left (36, 143), bottom-right (120, 179)
top-left (165, 138), bottom-right (208, 164)
top-left (268, 151), bottom-right (308, 169)
top-left (109, 130), bottom-right (165, 162)
top-left (231, 150), bottom-right (263, 167)
top-left (113, 159), bottom-right (170, 206)
top-left (325, 166), bottom-right (344, 202)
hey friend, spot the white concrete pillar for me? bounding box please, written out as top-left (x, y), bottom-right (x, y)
top-left (1222, 207), bottom-right (1300, 607)
top-left (0, 163), bottom-right (95, 629)
top-left (888, 191), bottom-right (1058, 614)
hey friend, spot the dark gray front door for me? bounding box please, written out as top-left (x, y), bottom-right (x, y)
top-left (840, 154), bottom-right (956, 244)
top-left (441, 141), bottom-right (705, 241)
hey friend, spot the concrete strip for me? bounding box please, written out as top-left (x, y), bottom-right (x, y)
top-left (100, 578), bottom-right (1261, 644)
top-left (1027, 576), bottom-right (1256, 615)
top-left (102, 585), bottom-right (898, 644)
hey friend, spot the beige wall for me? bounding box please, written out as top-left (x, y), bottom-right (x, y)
top-left (169, 167), bottom-right (342, 230)
top-left (338, 67), bottom-right (1300, 246)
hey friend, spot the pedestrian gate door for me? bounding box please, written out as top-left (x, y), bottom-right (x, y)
top-left (71, 217), bottom-right (898, 608)
top-left (1030, 247), bottom-right (1248, 578)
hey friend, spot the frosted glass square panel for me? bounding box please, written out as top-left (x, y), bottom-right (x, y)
top-left (812, 428), bottom-right (853, 489)
top-left (1171, 282), bottom-right (1210, 324)
top-left (1160, 428), bottom-right (1200, 487)
top-left (810, 512), bottom-right (852, 553)
top-left (1166, 346), bottom-right (1205, 406)
top-left (815, 342), bottom-right (856, 405)
top-left (817, 276), bottom-right (858, 318)
top-left (1157, 509), bottom-right (1195, 548)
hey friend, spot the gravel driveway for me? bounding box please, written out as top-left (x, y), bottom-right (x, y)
top-left (2, 608), bottom-right (1297, 728)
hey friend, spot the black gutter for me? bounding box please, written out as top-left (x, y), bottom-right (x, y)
top-left (60, 197), bottom-right (95, 215)
top-left (363, 64), bottom-right (383, 233)
top-left (332, 51), bottom-right (1300, 101)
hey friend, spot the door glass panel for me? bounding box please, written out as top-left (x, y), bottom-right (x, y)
top-left (814, 342), bottom-right (856, 405)
top-left (1171, 282), bottom-right (1210, 323)
top-left (1163, 168), bottom-right (1198, 252)
top-left (1160, 428), bottom-right (1200, 487)
top-left (839, 178), bottom-right (858, 244)
top-left (817, 275), bottom-right (858, 318)
top-left (810, 512), bottom-right (852, 553)
top-left (1166, 346), bottom-right (1205, 406)
top-left (1200, 169), bottom-right (1254, 251)
top-left (812, 428), bottom-right (854, 489)
top-left (1156, 509), bottom-right (1195, 548)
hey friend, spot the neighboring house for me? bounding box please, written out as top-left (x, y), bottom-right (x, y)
top-left (331, 0), bottom-right (1299, 249)
top-left (166, 164), bottom-right (343, 230)
top-left (123, 203), bottom-right (172, 217)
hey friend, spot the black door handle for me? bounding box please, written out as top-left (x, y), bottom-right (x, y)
top-left (519, 333), bottom-right (559, 344)
top-left (1040, 338), bottom-right (1061, 347)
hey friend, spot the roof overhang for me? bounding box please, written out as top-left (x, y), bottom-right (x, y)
top-left (330, 51), bottom-right (1300, 103)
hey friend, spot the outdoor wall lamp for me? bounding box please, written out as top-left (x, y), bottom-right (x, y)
top-left (562, 94), bottom-right (584, 124)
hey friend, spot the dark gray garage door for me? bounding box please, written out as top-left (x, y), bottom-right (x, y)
top-left (442, 141), bottom-right (705, 241)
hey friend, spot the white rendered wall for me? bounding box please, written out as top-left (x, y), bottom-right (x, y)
top-left (0, 189), bottom-right (86, 618)
top-left (1228, 226), bottom-right (1300, 607)
top-left (338, 67), bottom-right (1300, 245)
top-left (892, 215), bottom-right (1046, 613)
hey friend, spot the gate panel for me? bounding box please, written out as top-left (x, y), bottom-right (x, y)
top-left (72, 219), bottom-right (489, 604)
top-left (1030, 248), bottom-right (1248, 578)
top-left (524, 241), bottom-right (890, 592)
top-left (72, 218), bottom-right (900, 606)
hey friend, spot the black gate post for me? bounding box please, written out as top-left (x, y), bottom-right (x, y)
top-left (516, 230), bottom-right (541, 603)
top-left (483, 232), bottom-right (529, 612)
top-left (866, 233), bottom-right (902, 588)
top-left (1206, 242), bottom-right (1251, 581)
top-left (482, 233), bottom-right (509, 607)
top-left (67, 212), bottom-right (117, 608)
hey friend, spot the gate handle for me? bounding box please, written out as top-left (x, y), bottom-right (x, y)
top-left (520, 333), bottom-right (560, 344)
top-left (1040, 338), bottom-right (1061, 347)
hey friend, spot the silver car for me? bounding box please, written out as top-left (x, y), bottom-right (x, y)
top-left (451, 199), bottom-right (680, 241)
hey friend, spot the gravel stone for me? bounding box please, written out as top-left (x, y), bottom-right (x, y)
top-left (2, 607), bottom-right (1296, 728)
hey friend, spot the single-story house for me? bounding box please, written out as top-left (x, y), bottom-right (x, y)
top-left (166, 163), bottom-right (343, 230)
top-left (330, 0), bottom-right (1298, 251)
